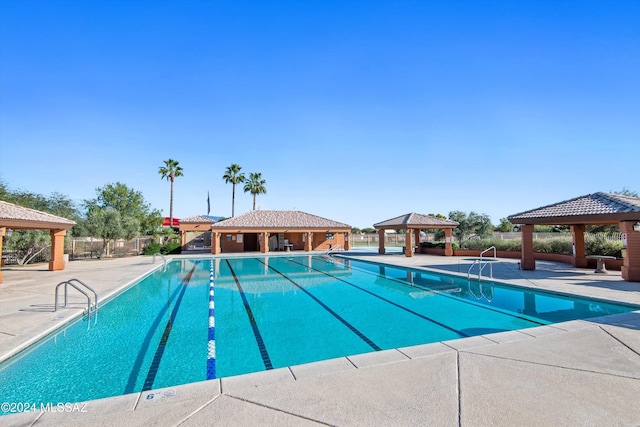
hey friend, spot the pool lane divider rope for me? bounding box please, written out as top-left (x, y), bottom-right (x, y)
top-left (207, 259), bottom-right (216, 380)
top-left (256, 259), bottom-right (382, 352)
top-left (225, 259), bottom-right (274, 370)
top-left (141, 261), bottom-right (199, 392)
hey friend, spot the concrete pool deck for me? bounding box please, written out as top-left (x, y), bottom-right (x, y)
top-left (1, 252), bottom-right (639, 426)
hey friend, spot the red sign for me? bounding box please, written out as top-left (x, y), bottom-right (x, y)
top-left (162, 218), bottom-right (180, 227)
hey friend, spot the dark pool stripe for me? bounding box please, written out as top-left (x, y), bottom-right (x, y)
top-left (257, 259), bottom-right (382, 351)
top-left (314, 257), bottom-right (546, 326)
top-left (225, 259), bottom-right (273, 370)
top-left (287, 257), bottom-right (469, 337)
top-left (141, 262), bottom-right (199, 392)
top-left (124, 284), bottom-right (181, 394)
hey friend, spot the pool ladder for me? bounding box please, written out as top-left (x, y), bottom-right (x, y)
top-left (54, 278), bottom-right (99, 323)
top-left (321, 244), bottom-right (343, 263)
top-left (467, 246), bottom-right (497, 281)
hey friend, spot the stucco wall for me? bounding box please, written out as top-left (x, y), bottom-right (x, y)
top-left (220, 233), bottom-right (245, 253)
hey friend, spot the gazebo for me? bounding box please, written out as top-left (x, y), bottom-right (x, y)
top-left (0, 200), bottom-right (76, 283)
top-left (178, 215), bottom-right (220, 250)
top-left (508, 192), bottom-right (640, 282)
top-left (374, 213), bottom-right (459, 257)
top-left (210, 210), bottom-right (351, 254)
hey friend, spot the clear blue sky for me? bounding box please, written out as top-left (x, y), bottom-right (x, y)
top-left (1, 0), bottom-right (638, 228)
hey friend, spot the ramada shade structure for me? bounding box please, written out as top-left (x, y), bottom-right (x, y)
top-left (178, 215), bottom-right (219, 250)
top-left (209, 210), bottom-right (351, 254)
top-left (374, 213), bottom-right (459, 257)
top-left (0, 200), bottom-right (76, 283)
top-left (508, 192), bottom-right (640, 282)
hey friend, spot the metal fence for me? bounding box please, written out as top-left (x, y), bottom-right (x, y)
top-left (1, 237), bottom-right (158, 265)
top-left (69, 237), bottom-right (156, 260)
top-left (2, 231), bottom-right (624, 266)
top-left (349, 231), bottom-right (623, 247)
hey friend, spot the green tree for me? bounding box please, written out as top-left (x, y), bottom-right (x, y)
top-left (448, 211), bottom-right (494, 243)
top-left (84, 182), bottom-right (162, 236)
top-left (243, 172), bottom-right (267, 210)
top-left (4, 230), bottom-right (50, 265)
top-left (495, 217), bottom-right (514, 232)
top-left (158, 159), bottom-right (184, 229)
top-left (428, 213), bottom-right (447, 219)
top-left (612, 187), bottom-right (638, 198)
top-left (361, 227), bottom-right (376, 234)
top-left (0, 181), bottom-right (81, 263)
top-left (222, 164), bottom-right (245, 217)
top-left (84, 207), bottom-right (140, 256)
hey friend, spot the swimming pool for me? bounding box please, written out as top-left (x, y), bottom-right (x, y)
top-left (0, 254), bottom-right (637, 413)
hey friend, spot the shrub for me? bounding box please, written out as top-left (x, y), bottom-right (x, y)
top-left (585, 235), bottom-right (622, 258)
top-left (421, 234), bottom-right (621, 258)
top-left (419, 241), bottom-right (459, 250)
top-left (160, 242), bottom-right (182, 255)
top-left (142, 242), bottom-right (162, 255)
top-left (544, 237), bottom-right (573, 255)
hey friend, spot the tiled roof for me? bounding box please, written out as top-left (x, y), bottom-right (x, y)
top-left (211, 210), bottom-right (350, 229)
top-left (180, 215), bottom-right (220, 224)
top-left (374, 212), bottom-right (458, 228)
top-left (0, 200), bottom-right (76, 226)
top-left (508, 192), bottom-right (640, 222)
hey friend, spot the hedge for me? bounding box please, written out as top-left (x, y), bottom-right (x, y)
top-left (142, 241), bottom-right (182, 255)
top-left (422, 236), bottom-right (622, 258)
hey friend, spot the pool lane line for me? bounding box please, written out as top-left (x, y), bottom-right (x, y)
top-left (141, 261), bottom-right (199, 392)
top-left (313, 256), bottom-right (547, 327)
top-left (207, 260), bottom-right (216, 380)
top-left (285, 257), bottom-right (468, 338)
top-left (124, 283), bottom-right (183, 394)
top-left (225, 259), bottom-right (273, 370)
top-left (256, 259), bottom-right (382, 352)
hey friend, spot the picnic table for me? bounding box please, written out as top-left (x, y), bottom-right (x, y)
top-left (586, 255), bottom-right (617, 273)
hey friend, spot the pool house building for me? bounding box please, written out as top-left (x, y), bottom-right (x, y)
top-left (209, 210), bottom-right (351, 254)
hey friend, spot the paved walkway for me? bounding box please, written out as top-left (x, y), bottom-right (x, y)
top-left (1, 252), bottom-right (640, 426)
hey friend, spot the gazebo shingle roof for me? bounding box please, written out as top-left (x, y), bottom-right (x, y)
top-left (508, 192), bottom-right (640, 224)
top-left (0, 200), bottom-right (76, 228)
top-left (211, 210), bottom-right (350, 229)
top-left (180, 215), bottom-right (219, 224)
top-left (374, 212), bottom-right (458, 228)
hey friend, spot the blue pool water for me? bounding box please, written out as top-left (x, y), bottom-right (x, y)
top-left (0, 255), bottom-right (636, 413)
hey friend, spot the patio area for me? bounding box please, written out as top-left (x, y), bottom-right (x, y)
top-left (1, 252), bottom-right (639, 426)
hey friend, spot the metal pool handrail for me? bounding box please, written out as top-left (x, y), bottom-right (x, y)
top-left (467, 247), bottom-right (497, 281)
top-left (54, 278), bottom-right (99, 323)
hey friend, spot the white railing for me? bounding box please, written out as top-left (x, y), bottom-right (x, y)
top-left (467, 247), bottom-right (497, 281)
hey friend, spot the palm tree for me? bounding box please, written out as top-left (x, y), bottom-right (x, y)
top-left (243, 172), bottom-right (267, 210)
top-left (158, 159), bottom-right (184, 229)
top-left (222, 164), bottom-right (245, 217)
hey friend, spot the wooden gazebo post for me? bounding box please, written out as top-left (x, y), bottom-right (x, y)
top-left (444, 228), bottom-right (453, 256)
top-left (211, 232), bottom-right (221, 254)
top-left (570, 224), bottom-right (587, 268)
top-left (404, 229), bottom-right (413, 257)
top-left (520, 224), bottom-right (536, 270)
top-left (49, 229), bottom-right (67, 271)
top-left (620, 220), bottom-right (640, 281)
